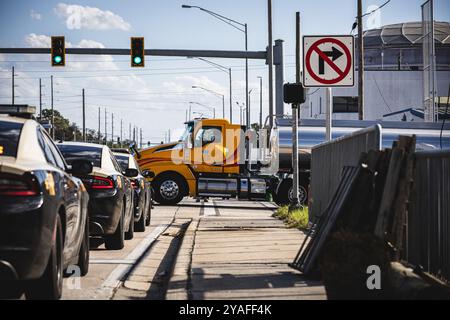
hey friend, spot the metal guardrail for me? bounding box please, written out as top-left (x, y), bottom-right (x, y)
top-left (310, 125), bottom-right (382, 221)
top-left (407, 149), bottom-right (450, 282)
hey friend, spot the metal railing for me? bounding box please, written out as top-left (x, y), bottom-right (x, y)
top-left (406, 149), bottom-right (450, 282)
top-left (310, 125), bottom-right (382, 221)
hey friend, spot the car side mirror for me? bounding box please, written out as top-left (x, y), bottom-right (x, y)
top-left (142, 170), bottom-right (155, 179)
top-left (70, 159), bottom-right (93, 175)
top-left (124, 168), bottom-right (139, 178)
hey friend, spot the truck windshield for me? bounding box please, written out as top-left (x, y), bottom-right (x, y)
top-left (179, 121), bottom-right (195, 142)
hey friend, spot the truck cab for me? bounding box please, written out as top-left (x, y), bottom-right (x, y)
top-left (135, 118), bottom-right (268, 205)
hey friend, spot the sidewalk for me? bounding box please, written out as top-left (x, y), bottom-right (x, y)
top-left (166, 200), bottom-right (326, 300)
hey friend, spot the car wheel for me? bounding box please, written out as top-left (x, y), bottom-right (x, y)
top-left (153, 174), bottom-right (185, 205)
top-left (134, 206), bottom-right (146, 232)
top-left (105, 206), bottom-right (125, 250)
top-left (125, 208), bottom-right (134, 240)
top-left (25, 214), bottom-right (63, 300)
top-left (76, 216), bottom-right (90, 276)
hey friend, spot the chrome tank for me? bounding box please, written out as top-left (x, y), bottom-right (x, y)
top-left (272, 118), bottom-right (450, 173)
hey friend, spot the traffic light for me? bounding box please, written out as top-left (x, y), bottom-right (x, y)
top-left (130, 37), bottom-right (145, 67)
top-left (51, 36), bottom-right (65, 67)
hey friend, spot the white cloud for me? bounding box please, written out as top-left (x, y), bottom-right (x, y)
top-left (54, 3), bottom-right (131, 31)
top-left (30, 10), bottom-right (42, 20)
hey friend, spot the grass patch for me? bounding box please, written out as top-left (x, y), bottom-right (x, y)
top-left (273, 206), bottom-right (309, 230)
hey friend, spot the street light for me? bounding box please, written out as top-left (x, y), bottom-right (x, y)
top-left (192, 85), bottom-right (225, 119)
top-left (189, 101), bottom-right (216, 119)
top-left (236, 102), bottom-right (246, 126)
top-left (182, 4), bottom-right (248, 127)
top-left (192, 57), bottom-right (233, 123)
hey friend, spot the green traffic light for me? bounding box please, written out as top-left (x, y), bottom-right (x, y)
top-left (133, 56), bottom-right (142, 64)
top-left (54, 56), bottom-right (62, 64)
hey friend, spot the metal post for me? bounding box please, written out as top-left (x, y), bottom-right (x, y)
top-left (267, 0), bottom-right (274, 128)
top-left (222, 95), bottom-right (225, 119)
top-left (326, 87), bottom-right (333, 141)
top-left (258, 76), bottom-right (263, 128)
top-left (140, 128), bottom-right (143, 149)
top-left (51, 75), bottom-right (54, 139)
top-left (39, 78), bottom-right (42, 120)
top-left (82, 89), bottom-right (86, 141)
top-left (12, 66), bottom-right (14, 105)
top-left (229, 68), bottom-right (233, 123)
top-left (274, 39), bottom-right (285, 119)
top-left (120, 119), bottom-right (123, 147)
top-left (129, 123), bottom-right (131, 142)
top-left (245, 23), bottom-right (249, 129)
top-left (98, 107), bottom-right (101, 143)
top-left (111, 113), bottom-right (114, 146)
top-left (357, 0), bottom-right (364, 120)
top-left (104, 109), bottom-right (107, 145)
top-left (291, 12), bottom-right (301, 208)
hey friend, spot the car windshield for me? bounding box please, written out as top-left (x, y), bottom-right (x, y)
top-left (57, 144), bottom-right (102, 168)
top-left (115, 154), bottom-right (129, 171)
top-left (0, 121), bottom-right (23, 158)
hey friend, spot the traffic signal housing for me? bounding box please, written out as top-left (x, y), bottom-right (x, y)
top-left (131, 37), bottom-right (145, 67)
top-left (51, 36), bottom-right (65, 67)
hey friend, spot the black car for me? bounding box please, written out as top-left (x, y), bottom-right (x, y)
top-left (57, 142), bottom-right (135, 250)
top-left (0, 105), bottom-right (91, 299)
top-left (113, 151), bottom-right (153, 232)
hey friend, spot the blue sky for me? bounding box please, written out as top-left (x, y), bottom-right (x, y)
top-left (1, 0), bottom-right (449, 142)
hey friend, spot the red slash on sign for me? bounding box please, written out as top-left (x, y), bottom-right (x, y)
top-left (305, 37), bottom-right (352, 85)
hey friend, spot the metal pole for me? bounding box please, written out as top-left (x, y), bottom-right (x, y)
top-left (98, 107), bottom-right (101, 143)
top-left (104, 108), bottom-right (107, 145)
top-left (258, 76), bottom-right (263, 128)
top-left (357, 0), bottom-right (364, 120)
top-left (291, 12), bottom-right (301, 208)
top-left (120, 119), bottom-right (123, 147)
top-left (267, 0), bottom-right (274, 128)
top-left (12, 66), bottom-right (14, 105)
top-left (229, 68), bottom-right (233, 123)
top-left (222, 95), bottom-right (225, 119)
top-left (129, 123), bottom-right (131, 142)
top-left (111, 113), bottom-right (114, 146)
top-left (326, 87), bottom-right (333, 141)
top-left (245, 23), bottom-right (249, 129)
top-left (51, 75), bottom-right (54, 139)
top-left (140, 128), bottom-right (143, 149)
top-left (39, 78), bottom-right (42, 120)
top-left (82, 89), bottom-right (86, 141)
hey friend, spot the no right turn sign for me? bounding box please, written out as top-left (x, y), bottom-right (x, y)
top-left (303, 35), bottom-right (355, 87)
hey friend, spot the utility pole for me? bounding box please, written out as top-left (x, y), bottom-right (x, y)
top-left (245, 23), bottom-right (249, 130)
top-left (120, 119), bottom-right (123, 147)
top-left (229, 68), bottom-right (233, 123)
top-left (258, 76), bottom-right (263, 128)
top-left (267, 0), bottom-right (274, 128)
top-left (140, 128), bottom-right (143, 149)
top-left (11, 66), bottom-right (15, 105)
top-left (111, 113), bottom-right (114, 147)
top-left (51, 75), bottom-right (54, 139)
top-left (39, 78), bottom-right (42, 120)
top-left (98, 107), bottom-right (101, 143)
top-left (82, 89), bottom-right (86, 141)
top-left (357, 0), bottom-right (365, 120)
top-left (104, 108), bottom-right (107, 145)
top-left (133, 126), bottom-right (136, 143)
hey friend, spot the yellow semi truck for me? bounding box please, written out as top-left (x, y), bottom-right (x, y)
top-left (133, 118), bottom-right (280, 205)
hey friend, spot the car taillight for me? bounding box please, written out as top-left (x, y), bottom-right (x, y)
top-left (86, 176), bottom-right (114, 189)
top-left (0, 173), bottom-right (40, 196)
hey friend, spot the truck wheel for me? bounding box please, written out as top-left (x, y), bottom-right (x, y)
top-left (289, 184), bottom-right (308, 205)
top-left (153, 174), bottom-right (185, 205)
top-left (276, 179), bottom-right (291, 206)
top-left (26, 214), bottom-right (63, 300)
top-left (105, 206), bottom-right (125, 250)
